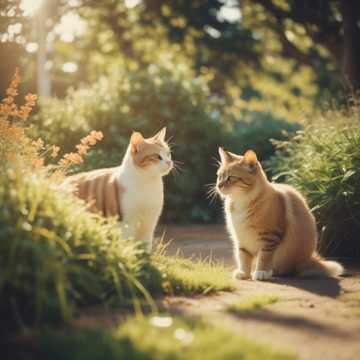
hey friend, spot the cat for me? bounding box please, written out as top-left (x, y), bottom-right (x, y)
top-left (216, 147), bottom-right (343, 281)
top-left (63, 127), bottom-right (173, 252)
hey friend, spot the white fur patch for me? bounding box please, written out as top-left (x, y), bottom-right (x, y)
top-left (117, 145), bottom-right (166, 252)
top-left (232, 269), bottom-right (250, 280)
top-left (252, 270), bottom-right (273, 281)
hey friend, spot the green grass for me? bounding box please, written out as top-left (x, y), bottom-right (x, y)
top-left (35, 315), bottom-right (295, 360)
top-left (227, 294), bottom-right (279, 313)
top-left (0, 168), bottom-right (152, 329)
top-left (152, 245), bottom-right (234, 295)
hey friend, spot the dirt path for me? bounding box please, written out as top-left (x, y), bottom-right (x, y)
top-left (157, 225), bottom-right (360, 360)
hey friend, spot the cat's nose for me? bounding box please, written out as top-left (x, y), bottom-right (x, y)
top-left (166, 160), bottom-right (173, 167)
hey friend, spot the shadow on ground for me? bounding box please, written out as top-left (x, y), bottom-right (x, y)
top-left (270, 277), bottom-right (342, 298)
top-left (229, 307), bottom-right (351, 338)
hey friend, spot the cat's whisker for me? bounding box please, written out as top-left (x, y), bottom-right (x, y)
top-left (173, 160), bottom-right (184, 169)
top-left (169, 161), bottom-right (183, 178)
top-left (172, 160), bottom-right (183, 173)
top-left (204, 182), bottom-right (219, 204)
top-left (166, 135), bottom-right (175, 145)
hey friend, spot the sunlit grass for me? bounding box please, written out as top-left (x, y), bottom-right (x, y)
top-left (227, 294), bottom-right (280, 313)
top-left (152, 243), bottom-right (235, 295)
top-left (36, 315), bottom-right (296, 360)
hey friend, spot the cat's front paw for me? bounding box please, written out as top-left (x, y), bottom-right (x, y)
top-left (252, 270), bottom-right (273, 281)
top-left (233, 269), bottom-right (250, 280)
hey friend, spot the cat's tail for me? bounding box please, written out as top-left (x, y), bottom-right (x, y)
top-left (296, 255), bottom-right (344, 278)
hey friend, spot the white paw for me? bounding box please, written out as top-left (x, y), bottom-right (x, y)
top-left (252, 270), bottom-right (273, 281)
top-left (233, 269), bottom-right (250, 280)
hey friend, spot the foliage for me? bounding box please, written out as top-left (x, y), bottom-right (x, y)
top-left (269, 101), bottom-right (360, 257)
top-left (228, 294), bottom-right (279, 314)
top-left (231, 111), bottom-right (300, 167)
top-left (33, 65), bottom-right (298, 223)
top-left (0, 168), bottom-right (151, 329)
top-left (0, 68), bottom-right (38, 164)
top-left (35, 316), bottom-right (296, 360)
top-left (0, 69), bottom-right (103, 174)
top-left (1, 0), bottom-right (338, 122)
top-left (142, 0), bottom-right (352, 93)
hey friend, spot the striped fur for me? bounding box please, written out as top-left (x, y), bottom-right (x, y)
top-left (64, 167), bottom-right (123, 219)
top-left (217, 147), bottom-right (343, 280)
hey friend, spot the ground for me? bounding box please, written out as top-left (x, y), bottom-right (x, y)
top-left (156, 225), bottom-right (360, 360)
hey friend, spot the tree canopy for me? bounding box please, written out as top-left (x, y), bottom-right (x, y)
top-left (0, 0), bottom-right (357, 119)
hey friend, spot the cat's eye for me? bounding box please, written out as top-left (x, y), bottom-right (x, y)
top-left (157, 154), bottom-right (163, 160)
top-left (227, 175), bottom-right (240, 182)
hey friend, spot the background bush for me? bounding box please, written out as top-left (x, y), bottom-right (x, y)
top-left (33, 65), bottom-right (298, 223)
top-left (269, 102), bottom-right (360, 257)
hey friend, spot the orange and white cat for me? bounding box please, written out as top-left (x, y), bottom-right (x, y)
top-left (216, 147), bottom-right (343, 281)
top-left (63, 128), bottom-right (172, 252)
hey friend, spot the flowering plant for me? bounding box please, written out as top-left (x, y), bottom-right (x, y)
top-left (0, 69), bottom-right (103, 175)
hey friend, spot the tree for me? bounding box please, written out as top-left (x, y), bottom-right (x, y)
top-left (253, 0), bottom-right (360, 91)
top-left (141, 0), bottom-right (359, 92)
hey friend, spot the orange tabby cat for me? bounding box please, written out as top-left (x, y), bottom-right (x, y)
top-left (216, 147), bottom-right (343, 281)
top-left (63, 128), bottom-right (173, 252)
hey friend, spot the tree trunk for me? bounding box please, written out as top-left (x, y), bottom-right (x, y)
top-left (341, 0), bottom-right (360, 91)
top-left (36, 4), bottom-right (51, 97)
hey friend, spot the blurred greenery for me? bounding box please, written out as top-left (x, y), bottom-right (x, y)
top-left (32, 65), bottom-right (298, 223)
top-left (227, 294), bottom-right (279, 313)
top-left (32, 316), bottom-right (296, 360)
top-left (269, 101), bottom-right (360, 257)
top-left (0, 0), bottom-right (352, 114)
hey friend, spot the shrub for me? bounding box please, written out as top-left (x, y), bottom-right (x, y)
top-left (0, 68), bottom-right (38, 166)
top-left (269, 101), bottom-right (360, 257)
top-left (230, 110), bottom-right (300, 174)
top-left (0, 168), bottom-right (153, 330)
top-left (33, 66), bottom-right (298, 223)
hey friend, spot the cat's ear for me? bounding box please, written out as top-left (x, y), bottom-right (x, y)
top-left (218, 147), bottom-right (231, 164)
top-left (130, 131), bottom-right (144, 153)
top-left (153, 127), bottom-right (166, 142)
top-left (244, 149), bottom-right (258, 172)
